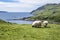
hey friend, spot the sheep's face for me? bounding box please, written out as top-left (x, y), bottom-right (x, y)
top-left (42, 21), bottom-right (48, 27)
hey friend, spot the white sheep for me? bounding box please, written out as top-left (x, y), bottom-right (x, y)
top-left (42, 20), bottom-right (48, 27)
top-left (32, 20), bottom-right (42, 28)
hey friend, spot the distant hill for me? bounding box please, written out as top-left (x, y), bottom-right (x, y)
top-left (0, 11), bottom-right (7, 13)
top-left (29, 3), bottom-right (60, 22)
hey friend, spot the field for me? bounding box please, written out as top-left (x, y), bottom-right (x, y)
top-left (0, 21), bottom-right (60, 40)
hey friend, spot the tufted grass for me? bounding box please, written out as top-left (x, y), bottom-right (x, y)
top-left (0, 22), bottom-right (60, 40)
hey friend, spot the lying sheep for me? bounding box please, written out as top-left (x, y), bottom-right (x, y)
top-left (42, 20), bottom-right (48, 27)
top-left (32, 20), bottom-right (42, 28)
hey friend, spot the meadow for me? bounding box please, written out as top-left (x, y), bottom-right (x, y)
top-left (0, 20), bottom-right (60, 40)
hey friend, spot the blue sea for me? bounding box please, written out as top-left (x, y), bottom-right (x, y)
top-left (0, 12), bottom-right (33, 24)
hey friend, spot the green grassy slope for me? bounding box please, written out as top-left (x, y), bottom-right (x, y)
top-left (0, 20), bottom-right (60, 40)
top-left (30, 3), bottom-right (60, 22)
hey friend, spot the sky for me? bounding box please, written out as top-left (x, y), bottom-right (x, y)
top-left (0, 0), bottom-right (60, 12)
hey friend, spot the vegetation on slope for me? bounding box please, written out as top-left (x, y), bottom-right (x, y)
top-left (0, 20), bottom-right (60, 40)
top-left (28, 3), bottom-right (60, 22)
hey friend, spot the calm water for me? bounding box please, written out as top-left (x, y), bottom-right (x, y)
top-left (0, 12), bottom-right (33, 24)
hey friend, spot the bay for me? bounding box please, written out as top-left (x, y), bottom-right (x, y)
top-left (0, 12), bottom-right (33, 24)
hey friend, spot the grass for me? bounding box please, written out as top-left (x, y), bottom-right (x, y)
top-left (0, 22), bottom-right (60, 40)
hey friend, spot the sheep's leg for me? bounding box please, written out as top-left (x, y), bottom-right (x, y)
top-left (44, 25), bottom-right (46, 27)
top-left (44, 24), bottom-right (47, 27)
top-left (37, 25), bottom-right (39, 28)
top-left (32, 25), bottom-right (34, 27)
top-left (39, 26), bottom-right (41, 28)
top-left (38, 24), bottom-right (41, 28)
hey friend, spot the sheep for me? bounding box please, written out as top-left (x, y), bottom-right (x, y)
top-left (32, 20), bottom-right (42, 28)
top-left (42, 20), bottom-right (48, 27)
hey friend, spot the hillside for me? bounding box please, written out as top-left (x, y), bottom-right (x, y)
top-left (28, 3), bottom-right (60, 22)
top-left (0, 19), bottom-right (13, 24)
top-left (0, 20), bottom-right (60, 40)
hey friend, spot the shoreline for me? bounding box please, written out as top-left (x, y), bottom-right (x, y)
top-left (7, 18), bottom-right (60, 24)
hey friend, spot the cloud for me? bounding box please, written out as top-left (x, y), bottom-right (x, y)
top-left (19, 0), bottom-right (40, 4)
top-left (0, 1), bottom-right (40, 12)
top-left (18, 0), bottom-right (60, 4)
top-left (0, 0), bottom-right (60, 12)
top-left (0, 2), bottom-right (35, 12)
